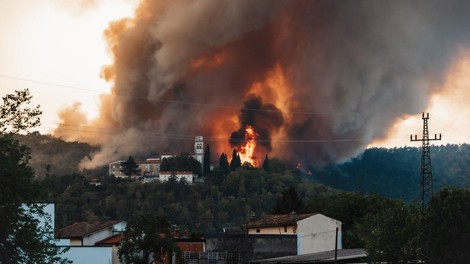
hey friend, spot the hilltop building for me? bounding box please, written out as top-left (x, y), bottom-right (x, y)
top-left (108, 136), bottom-right (205, 184)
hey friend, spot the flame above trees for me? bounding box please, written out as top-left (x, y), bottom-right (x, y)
top-left (237, 125), bottom-right (258, 166)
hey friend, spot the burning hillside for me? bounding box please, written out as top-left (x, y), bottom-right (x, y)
top-left (53, 0), bottom-right (470, 169)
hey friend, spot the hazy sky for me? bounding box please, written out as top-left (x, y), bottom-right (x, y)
top-left (0, 0), bottom-right (136, 131)
top-left (1, 0), bottom-right (470, 150)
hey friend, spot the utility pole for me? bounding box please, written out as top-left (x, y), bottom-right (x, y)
top-left (410, 113), bottom-right (441, 208)
top-left (410, 113), bottom-right (441, 263)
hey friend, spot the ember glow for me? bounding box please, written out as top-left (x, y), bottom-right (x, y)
top-left (51, 0), bottom-right (470, 169)
top-left (237, 125), bottom-right (259, 166)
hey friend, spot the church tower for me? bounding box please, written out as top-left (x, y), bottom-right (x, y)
top-left (194, 136), bottom-right (204, 172)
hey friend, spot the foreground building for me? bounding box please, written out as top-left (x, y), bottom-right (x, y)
top-left (245, 212), bottom-right (342, 255)
top-left (56, 220), bottom-right (126, 264)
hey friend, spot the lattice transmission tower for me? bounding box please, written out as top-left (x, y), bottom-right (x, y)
top-left (410, 112), bottom-right (441, 208)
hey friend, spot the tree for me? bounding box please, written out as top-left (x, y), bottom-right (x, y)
top-left (423, 188), bottom-right (470, 263)
top-left (203, 144), bottom-right (211, 176)
top-left (230, 149), bottom-right (241, 171)
top-left (218, 153), bottom-right (230, 175)
top-left (263, 154), bottom-right (269, 171)
top-left (271, 186), bottom-right (304, 214)
top-left (0, 89), bottom-right (68, 263)
top-left (355, 188), bottom-right (470, 263)
top-left (357, 202), bottom-right (419, 263)
top-left (0, 88), bottom-right (42, 133)
top-left (120, 156), bottom-right (141, 176)
top-left (160, 152), bottom-right (202, 175)
top-left (119, 213), bottom-right (177, 264)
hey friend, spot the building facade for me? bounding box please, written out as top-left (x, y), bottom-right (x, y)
top-left (244, 213), bottom-right (342, 255)
top-left (296, 213), bottom-right (342, 254)
top-left (107, 136), bottom-right (205, 180)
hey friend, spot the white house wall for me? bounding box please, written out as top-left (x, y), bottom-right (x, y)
top-left (83, 227), bottom-right (114, 246)
top-left (297, 214), bottom-right (342, 255)
top-left (60, 246), bottom-right (114, 264)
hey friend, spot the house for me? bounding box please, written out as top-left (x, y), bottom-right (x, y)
top-left (107, 136), bottom-right (207, 180)
top-left (56, 220), bottom-right (126, 264)
top-left (245, 212), bottom-right (342, 255)
top-left (56, 220), bottom-right (126, 246)
top-left (137, 157), bottom-right (161, 176)
top-left (108, 160), bottom-right (124, 177)
top-left (245, 213), bottom-right (315, 235)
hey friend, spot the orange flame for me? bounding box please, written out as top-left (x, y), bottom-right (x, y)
top-left (190, 52), bottom-right (225, 70)
top-left (237, 125), bottom-right (258, 167)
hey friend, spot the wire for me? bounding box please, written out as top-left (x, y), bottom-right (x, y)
top-left (0, 74), bottom-right (103, 94)
top-left (0, 73), bottom-right (356, 116)
top-left (42, 121), bottom-right (365, 143)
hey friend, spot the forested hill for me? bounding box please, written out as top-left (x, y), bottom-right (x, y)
top-left (16, 133), bottom-right (470, 201)
top-left (14, 132), bottom-right (99, 177)
top-left (310, 145), bottom-right (470, 201)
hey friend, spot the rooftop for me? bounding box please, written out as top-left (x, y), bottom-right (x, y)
top-left (249, 248), bottom-right (367, 263)
top-left (95, 233), bottom-right (123, 245)
top-left (245, 213), bottom-right (316, 229)
top-left (56, 220), bottom-right (123, 239)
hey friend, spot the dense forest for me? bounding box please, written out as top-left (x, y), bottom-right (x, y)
top-left (14, 133), bottom-right (470, 251)
top-left (311, 145), bottom-right (470, 200)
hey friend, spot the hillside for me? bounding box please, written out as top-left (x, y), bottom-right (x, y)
top-left (17, 133), bottom-right (470, 201)
top-left (15, 132), bottom-right (99, 178)
top-left (310, 145), bottom-right (470, 201)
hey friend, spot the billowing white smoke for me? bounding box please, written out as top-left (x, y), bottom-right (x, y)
top-left (54, 0), bottom-right (470, 168)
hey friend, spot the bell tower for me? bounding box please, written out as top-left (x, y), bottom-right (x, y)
top-left (194, 136), bottom-right (204, 171)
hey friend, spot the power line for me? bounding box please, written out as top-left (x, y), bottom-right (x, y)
top-left (43, 121), bottom-right (365, 143)
top-left (0, 74), bottom-right (103, 94)
top-left (0, 73), bottom-right (356, 116)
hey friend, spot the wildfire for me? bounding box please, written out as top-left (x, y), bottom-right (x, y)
top-left (237, 125), bottom-right (259, 166)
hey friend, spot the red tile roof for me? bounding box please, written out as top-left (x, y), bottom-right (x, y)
top-left (56, 220), bottom-right (123, 238)
top-left (95, 233), bottom-right (123, 245)
top-left (245, 213), bottom-right (316, 229)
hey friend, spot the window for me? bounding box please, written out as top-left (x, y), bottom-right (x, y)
top-left (284, 226), bottom-right (288, 232)
top-left (256, 229), bottom-right (260, 233)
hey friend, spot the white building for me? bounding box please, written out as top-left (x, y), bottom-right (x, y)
top-left (245, 212), bottom-right (342, 255)
top-left (56, 219), bottom-right (126, 264)
top-left (297, 213), bottom-right (342, 254)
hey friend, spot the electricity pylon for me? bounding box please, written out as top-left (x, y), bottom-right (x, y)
top-left (410, 113), bottom-right (441, 208)
top-left (410, 113), bottom-right (441, 263)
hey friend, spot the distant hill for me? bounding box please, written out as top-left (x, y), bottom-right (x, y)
top-left (309, 145), bottom-right (470, 201)
top-left (16, 133), bottom-right (470, 200)
top-left (15, 132), bottom-right (99, 178)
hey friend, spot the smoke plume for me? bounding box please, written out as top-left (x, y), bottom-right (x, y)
top-left (54, 0), bottom-right (470, 168)
top-left (229, 95), bottom-right (283, 153)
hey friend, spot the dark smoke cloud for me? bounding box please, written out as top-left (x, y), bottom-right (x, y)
top-left (54, 0), bottom-right (470, 168)
top-left (229, 95), bottom-right (284, 152)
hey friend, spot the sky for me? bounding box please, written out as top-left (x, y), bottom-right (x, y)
top-left (2, 0), bottom-right (470, 162)
top-left (0, 0), bottom-right (137, 132)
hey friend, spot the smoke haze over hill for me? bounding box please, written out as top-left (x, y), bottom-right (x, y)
top-left (52, 0), bottom-right (470, 169)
